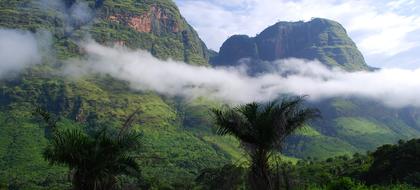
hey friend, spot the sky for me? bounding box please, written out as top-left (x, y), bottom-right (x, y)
top-left (174, 0), bottom-right (420, 69)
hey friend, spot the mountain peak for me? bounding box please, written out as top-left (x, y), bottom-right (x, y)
top-left (212, 18), bottom-right (370, 71)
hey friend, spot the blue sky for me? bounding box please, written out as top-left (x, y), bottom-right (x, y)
top-left (174, 0), bottom-right (420, 69)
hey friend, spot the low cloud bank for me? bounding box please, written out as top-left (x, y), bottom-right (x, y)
top-left (66, 42), bottom-right (420, 108)
top-left (0, 29), bottom-right (44, 78)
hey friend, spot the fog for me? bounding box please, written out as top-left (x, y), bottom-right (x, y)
top-left (1, 27), bottom-right (418, 108)
top-left (35, 0), bottom-right (94, 33)
top-left (0, 29), bottom-right (44, 78)
top-left (65, 42), bottom-right (420, 108)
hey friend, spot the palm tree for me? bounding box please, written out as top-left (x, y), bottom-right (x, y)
top-left (44, 129), bottom-right (141, 190)
top-left (212, 96), bottom-right (319, 190)
top-left (39, 110), bottom-right (142, 190)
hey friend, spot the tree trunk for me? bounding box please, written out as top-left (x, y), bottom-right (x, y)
top-left (282, 165), bottom-right (290, 190)
top-left (249, 148), bottom-right (272, 190)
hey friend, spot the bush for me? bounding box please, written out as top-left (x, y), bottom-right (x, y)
top-left (327, 177), bottom-right (365, 190)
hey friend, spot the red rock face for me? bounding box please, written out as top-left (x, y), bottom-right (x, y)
top-left (128, 15), bottom-right (152, 33)
top-left (108, 6), bottom-right (180, 33)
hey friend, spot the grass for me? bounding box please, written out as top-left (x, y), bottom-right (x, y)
top-left (335, 117), bottom-right (391, 135)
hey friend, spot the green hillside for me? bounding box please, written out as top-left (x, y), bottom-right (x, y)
top-left (0, 0), bottom-right (234, 188)
top-left (1, 0), bottom-right (420, 189)
top-left (283, 98), bottom-right (420, 159)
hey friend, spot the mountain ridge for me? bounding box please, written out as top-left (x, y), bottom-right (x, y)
top-left (212, 18), bottom-right (371, 71)
top-left (0, 1), bottom-right (419, 189)
top-left (209, 17), bottom-right (420, 160)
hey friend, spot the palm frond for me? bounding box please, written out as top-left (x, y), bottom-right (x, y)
top-left (118, 109), bottom-right (142, 137)
top-left (43, 129), bottom-right (92, 168)
top-left (271, 96), bottom-right (320, 147)
top-left (211, 107), bottom-right (257, 144)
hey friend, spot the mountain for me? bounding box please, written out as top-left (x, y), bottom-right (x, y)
top-left (210, 18), bottom-right (420, 159)
top-left (1, 1), bottom-right (419, 189)
top-left (0, 0), bottom-right (236, 188)
top-left (212, 18), bottom-right (371, 71)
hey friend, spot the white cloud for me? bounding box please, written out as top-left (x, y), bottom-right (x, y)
top-left (65, 42), bottom-right (420, 108)
top-left (175, 0), bottom-right (420, 67)
top-left (387, 0), bottom-right (415, 10)
top-left (0, 29), bottom-right (43, 78)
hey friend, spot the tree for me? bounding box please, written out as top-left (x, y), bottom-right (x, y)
top-left (39, 110), bottom-right (142, 190)
top-left (196, 164), bottom-right (246, 190)
top-left (212, 96), bottom-right (319, 190)
top-left (365, 139), bottom-right (420, 187)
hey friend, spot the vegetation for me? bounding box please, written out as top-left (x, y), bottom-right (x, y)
top-left (365, 139), bottom-right (420, 186)
top-left (0, 0), bottom-right (224, 186)
top-left (212, 97), bottom-right (319, 190)
top-left (211, 16), bottom-right (420, 160)
top-left (195, 138), bottom-right (420, 190)
top-left (0, 0), bottom-right (420, 189)
top-left (38, 110), bottom-right (143, 190)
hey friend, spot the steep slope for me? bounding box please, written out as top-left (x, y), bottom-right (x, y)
top-left (211, 18), bottom-right (420, 159)
top-left (0, 0), bottom-right (237, 189)
top-left (285, 98), bottom-right (420, 159)
top-left (0, 0), bottom-right (209, 64)
top-left (1, 1), bottom-right (419, 188)
top-left (212, 18), bottom-right (371, 71)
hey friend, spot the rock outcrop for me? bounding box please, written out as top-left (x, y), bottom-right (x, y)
top-left (212, 18), bottom-right (371, 71)
top-left (108, 5), bottom-right (180, 34)
top-left (100, 1), bottom-right (209, 65)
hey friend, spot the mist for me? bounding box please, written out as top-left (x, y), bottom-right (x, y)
top-left (63, 42), bottom-right (420, 108)
top-left (0, 29), bottom-right (44, 78)
top-left (35, 0), bottom-right (95, 34)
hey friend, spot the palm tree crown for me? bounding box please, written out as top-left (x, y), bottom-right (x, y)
top-left (43, 128), bottom-right (141, 190)
top-left (212, 96), bottom-right (319, 190)
top-left (37, 109), bottom-right (142, 190)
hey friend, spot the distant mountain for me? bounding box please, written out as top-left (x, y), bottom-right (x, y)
top-left (212, 18), bottom-right (371, 71)
top-left (210, 18), bottom-right (420, 159)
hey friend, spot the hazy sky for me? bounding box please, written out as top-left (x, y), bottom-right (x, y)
top-left (174, 0), bottom-right (420, 69)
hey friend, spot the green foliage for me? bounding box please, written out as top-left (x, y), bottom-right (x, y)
top-left (285, 139), bottom-right (420, 189)
top-left (137, 123), bottom-right (230, 187)
top-left (326, 177), bottom-right (365, 190)
top-left (365, 139), bottom-right (420, 186)
top-left (212, 97), bottom-right (319, 190)
top-left (44, 126), bottom-right (142, 189)
top-left (195, 138), bottom-right (420, 190)
top-left (0, 112), bottom-right (70, 189)
top-left (0, 0), bottom-right (217, 187)
top-left (196, 164), bottom-right (246, 190)
top-left (284, 97), bottom-right (420, 159)
top-left (308, 178), bottom-right (418, 190)
top-left (1, 0), bottom-right (420, 189)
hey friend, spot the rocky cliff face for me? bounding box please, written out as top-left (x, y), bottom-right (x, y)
top-left (212, 18), bottom-right (370, 71)
top-left (97, 0), bottom-right (209, 65)
top-left (108, 5), bottom-right (180, 34)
